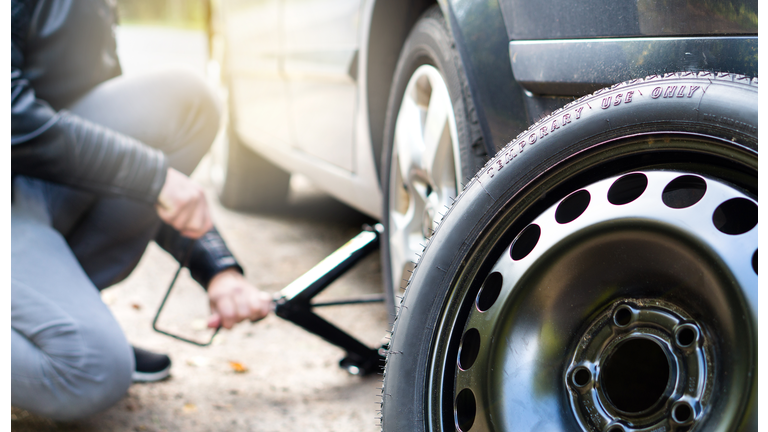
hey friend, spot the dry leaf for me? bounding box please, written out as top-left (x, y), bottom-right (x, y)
top-left (229, 361), bottom-right (248, 373)
top-left (182, 403), bottom-right (197, 413)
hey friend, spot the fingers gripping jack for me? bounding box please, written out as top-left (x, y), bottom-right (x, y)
top-left (153, 224), bottom-right (388, 376)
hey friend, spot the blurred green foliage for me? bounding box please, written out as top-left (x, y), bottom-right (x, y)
top-left (117, 0), bottom-right (208, 29)
top-left (704, 0), bottom-right (758, 29)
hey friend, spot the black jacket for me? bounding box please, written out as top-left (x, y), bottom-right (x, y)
top-left (10, 0), bottom-right (242, 287)
top-left (11, 0), bottom-right (167, 203)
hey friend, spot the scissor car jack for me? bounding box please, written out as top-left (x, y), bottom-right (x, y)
top-left (154, 224), bottom-right (387, 376)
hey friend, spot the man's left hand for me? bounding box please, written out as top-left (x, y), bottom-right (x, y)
top-left (206, 269), bottom-right (272, 329)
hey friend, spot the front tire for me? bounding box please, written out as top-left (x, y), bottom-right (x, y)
top-left (381, 6), bottom-right (487, 317)
top-left (381, 72), bottom-right (757, 431)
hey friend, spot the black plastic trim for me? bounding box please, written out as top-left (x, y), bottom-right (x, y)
top-left (510, 36), bottom-right (757, 96)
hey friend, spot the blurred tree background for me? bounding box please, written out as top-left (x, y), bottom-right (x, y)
top-left (117, 0), bottom-right (209, 29)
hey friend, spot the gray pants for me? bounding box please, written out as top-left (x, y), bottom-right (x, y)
top-left (11, 69), bottom-right (220, 421)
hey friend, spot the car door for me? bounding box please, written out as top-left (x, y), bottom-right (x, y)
top-left (221, 0), bottom-right (292, 148)
top-left (282, 0), bottom-right (362, 172)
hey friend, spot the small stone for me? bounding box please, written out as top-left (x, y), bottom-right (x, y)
top-left (186, 356), bottom-right (210, 367)
top-left (190, 319), bottom-right (207, 330)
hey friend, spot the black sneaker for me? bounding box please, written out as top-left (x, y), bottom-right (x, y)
top-left (132, 346), bottom-right (171, 383)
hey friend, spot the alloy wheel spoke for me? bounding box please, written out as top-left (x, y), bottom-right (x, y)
top-left (422, 84), bottom-right (452, 180)
top-left (389, 64), bottom-right (461, 303)
top-left (394, 95), bottom-right (425, 184)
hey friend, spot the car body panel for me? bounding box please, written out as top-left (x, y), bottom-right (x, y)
top-left (223, 0), bottom-right (293, 145)
top-left (218, 0), bottom-right (383, 218)
top-left (216, 0), bottom-right (757, 220)
top-left (283, 0), bottom-right (361, 172)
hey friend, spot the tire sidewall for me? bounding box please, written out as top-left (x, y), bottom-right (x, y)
top-left (381, 72), bottom-right (758, 431)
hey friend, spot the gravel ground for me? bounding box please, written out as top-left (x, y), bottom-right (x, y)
top-left (12, 26), bottom-right (391, 432)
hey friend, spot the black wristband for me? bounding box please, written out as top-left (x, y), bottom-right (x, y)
top-left (155, 224), bottom-right (243, 289)
top-left (187, 227), bottom-right (244, 289)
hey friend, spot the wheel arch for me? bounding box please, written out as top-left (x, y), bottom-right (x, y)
top-left (363, 0), bottom-right (441, 183)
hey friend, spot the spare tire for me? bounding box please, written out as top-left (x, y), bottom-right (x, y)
top-left (381, 72), bottom-right (757, 432)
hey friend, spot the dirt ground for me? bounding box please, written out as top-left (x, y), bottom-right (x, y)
top-left (12, 26), bottom-right (391, 432)
top-left (12, 167), bottom-right (390, 432)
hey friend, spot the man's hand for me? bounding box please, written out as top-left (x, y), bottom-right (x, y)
top-left (156, 167), bottom-right (213, 239)
top-left (207, 268), bottom-right (272, 329)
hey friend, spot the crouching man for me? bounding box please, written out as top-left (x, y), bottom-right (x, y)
top-left (11, 0), bottom-right (272, 420)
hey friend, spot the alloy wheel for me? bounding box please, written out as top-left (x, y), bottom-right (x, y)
top-left (388, 64), bottom-right (462, 307)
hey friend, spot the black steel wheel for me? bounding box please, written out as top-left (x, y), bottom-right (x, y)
top-left (381, 72), bottom-right (757, 432)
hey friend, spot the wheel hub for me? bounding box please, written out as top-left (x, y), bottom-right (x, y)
top-left (567, 299), bottom-right (709, 431)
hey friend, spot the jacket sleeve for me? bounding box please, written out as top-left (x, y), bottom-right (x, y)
top-left (11, 2), bottom-right (168, 204)
top-left (155, 223), bottom-right (245, 290)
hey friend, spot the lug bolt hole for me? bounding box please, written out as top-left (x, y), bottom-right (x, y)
top-left (672, 402), bottom-right (694, 424)
top-left (476, 272), bottom-right (502, 312)
top-left (571, 367), bottom-right (592, 388)
top-left (510, 224), bottom-right (541, 261)
top-left (605, 425), bottom-right (625, 432)
top-left (455, 388), bottom-right (477, 432)
top-left (675, 325), bottom-right (698, 348)
top-left (613, 306), bottom-right (633, 327)
top-left (458, 329), bottom-right (481, 370)
top-left (662, 175), bottom-right (707, 209)
top-left (608, 173), bottom-right (648, 205)
top-left (713, 197), bottom-right (757, 235)
top-left (555, 189), bottom-right (591, 224)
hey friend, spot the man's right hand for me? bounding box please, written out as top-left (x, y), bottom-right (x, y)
top-left (155, 167), bottom-right (213, 239)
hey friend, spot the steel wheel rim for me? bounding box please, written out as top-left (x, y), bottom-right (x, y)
top-left (388, 64), bottom-right (462, 307)
top-left (426, 138), bottom-right (757, 431)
